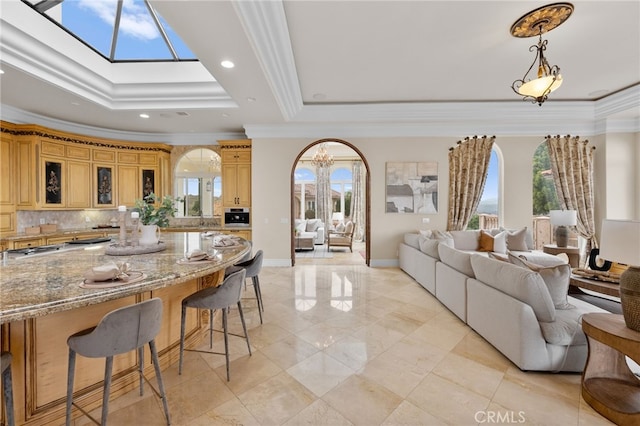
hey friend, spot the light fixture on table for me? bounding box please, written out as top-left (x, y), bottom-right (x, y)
top-left (510, 3), bottom-right (573, 105)
top-left (311, 143), bottom-right (334, 168)
top-left (599, 219), bottom-right (640, 331)
top-left (332, 212), bottom-right (344, 227)
top-left (549, 209), bottom-right (577, 247)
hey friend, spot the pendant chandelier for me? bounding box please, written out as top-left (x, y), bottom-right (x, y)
top-left (311, 143), bottom-right (334, 168)
top-left (510, 3), bottom-right (573, 106)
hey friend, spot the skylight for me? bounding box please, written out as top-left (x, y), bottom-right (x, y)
top-left (22, 0), bottom-right (196, 62)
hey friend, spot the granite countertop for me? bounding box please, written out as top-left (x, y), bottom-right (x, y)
top-left (0, 232), bottom-right (250, 324)
top-left (0, 225), bottom-right (251, 242)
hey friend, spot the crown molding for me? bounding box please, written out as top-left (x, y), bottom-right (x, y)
top-left (233, 0), bottom-right (303, 120)
top-left (1, 105), bottom-right (245, 144)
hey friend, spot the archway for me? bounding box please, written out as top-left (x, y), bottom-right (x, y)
top-left (290, 139), bottom-right (371, 266)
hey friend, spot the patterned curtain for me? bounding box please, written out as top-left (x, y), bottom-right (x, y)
top-left (447, 135), bottom-right (495, 231)
top-left (351, 160), bottom-right (365, 241)
top-left (316, 165), bottom-right (332, 240)
top-left (547, 135), bottom-right (597, 264)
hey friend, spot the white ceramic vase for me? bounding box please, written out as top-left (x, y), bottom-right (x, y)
top-left (139, 224), bottom-right (159, 246)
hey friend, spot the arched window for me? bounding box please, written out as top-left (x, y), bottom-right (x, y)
top-left (330, 167), bottom-right (353, 218)
top-left (174, 149), bottom-right (221, 218)
top-left (468, 147), bottom-right (501, 229)
top-left (294, 167), bottom-right (317, 219)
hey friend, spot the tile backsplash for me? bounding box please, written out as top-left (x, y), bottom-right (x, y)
top-left (16, 210), bottom-right (221, 233)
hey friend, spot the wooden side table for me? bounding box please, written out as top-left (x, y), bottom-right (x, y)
top-left (581, 313), bottom-right (640, 425)
top-left (543, 244), bottom-right (580, 268)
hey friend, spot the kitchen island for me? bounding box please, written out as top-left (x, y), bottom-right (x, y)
top-left (0, 232), bottom-right (250, 425)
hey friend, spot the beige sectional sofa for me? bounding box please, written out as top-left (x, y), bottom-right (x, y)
top-left (399, 228), bottom-right (607, 372)
top-left (294, 219), bottom-right (326, 244)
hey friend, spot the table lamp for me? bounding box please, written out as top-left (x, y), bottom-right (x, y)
top-left (332, 212), bottom-right (344, 226)
top-left (599, 219), bottom-right (640, 331)
top-left (549, 209), bottom-right (577, 247)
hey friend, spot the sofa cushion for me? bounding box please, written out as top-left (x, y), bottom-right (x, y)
top-left (450, 230), bottom-right (480, 251)
top-left (499, 227), bottom-right (535, 250)
top-left (404, 233), bottom-right (420, 249)
top-left (336, 222), bottom-right (345, 232)
top-left (505, 227), bottom-right (530, 251)
top-left (438, 244), bottom-right (475, 278)
top-left (511, 251), bottom-right (567, 267)
top-left (470, 254), bottom-right (555, 322)
top-left (508, 253), bottom-right (574, 310)
top-left (418, 235), bottom-right (440, 259)
top-left (295, 221), bottom-right (306, 234)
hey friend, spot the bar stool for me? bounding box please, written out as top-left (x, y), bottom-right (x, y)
top-left (65, 298), bottom-right (170, 426)
top-left (179, 269), bottom-right (251, 381)
top-left (225, 250), bottom-right (264, 324)
top-left (1, 352), bottom-right (14, 426)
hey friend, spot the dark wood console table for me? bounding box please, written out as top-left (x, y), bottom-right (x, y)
top-left (581, 313), bottom-right (640, 425)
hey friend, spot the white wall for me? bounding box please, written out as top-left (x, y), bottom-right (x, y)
top-left (250, 132), bottom-right (639, 267)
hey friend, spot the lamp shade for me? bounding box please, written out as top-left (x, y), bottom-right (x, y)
top-left (599, 219), bottom-right (640, 267)
top-left (549, 210), bottom-right (577, 226)
top-left (332, 212), bottom-right (344, 222)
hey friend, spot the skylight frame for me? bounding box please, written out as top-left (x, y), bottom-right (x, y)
top-left (21, 0), bottom-right (198, 63)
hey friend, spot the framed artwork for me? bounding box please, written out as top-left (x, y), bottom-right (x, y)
top-left (142, 169), bottom-right (155, 201)
top-left (96, 165), bottom-right (115, 207)
top-left (45, 161), bottom-right (62, 204)
top-left (385, 162), bottom-right (438, 213)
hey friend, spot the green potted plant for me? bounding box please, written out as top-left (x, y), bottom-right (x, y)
top-left (134, 193), bottom-right (178, 245)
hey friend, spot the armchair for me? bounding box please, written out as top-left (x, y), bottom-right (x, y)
top-left (327, 221), bottom-right (355, 252)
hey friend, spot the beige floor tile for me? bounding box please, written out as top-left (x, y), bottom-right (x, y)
top-left (213, 351), bottom-right (283, 395)
top-left (451, 330), bottom-right (513, 373)
top-left (406, 373), bottom-right (491, 425)
top-left (296, 321), bottom-right (355, 349)
top-left (322, 375), bottom-right (403, 425)
top-left (237, 371), bottom-right (316, 424)
top-left (189, 397), bottom-right (261, 426)
top-left (260, 333), bottom-right (320, 370)
top-left (287, 351), bottom-right (355, 397)
top-left (431, 352), bottom-right (505, 399)
top-left (283, 399), bottom-right (354, 426)
top-left (246, 322), bottom-right (292, 350)
top-left (382, 400), bottom-right (447, 426)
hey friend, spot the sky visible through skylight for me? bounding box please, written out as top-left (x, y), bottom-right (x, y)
top-left (52, 0), bottom-right (196, 61)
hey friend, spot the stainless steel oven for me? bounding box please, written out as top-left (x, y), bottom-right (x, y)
top-left (224, 207), bottom-right (250, 226)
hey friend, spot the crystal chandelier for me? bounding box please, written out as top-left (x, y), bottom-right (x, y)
top-left (510, 3), bottom-right (573, 106)
top-left (311, 143), bottom-right (334, 168)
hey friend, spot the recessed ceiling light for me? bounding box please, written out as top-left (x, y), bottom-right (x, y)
top-left (247, 97), bottom-right (256, 102)
top-left (221, 60), bottom-right (235, 69)
top-left (139, 113), bottom-right (150, 119)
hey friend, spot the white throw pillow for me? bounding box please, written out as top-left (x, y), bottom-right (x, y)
top-left (450, 230), bottom-right (481, 251)
top-left (505, 227), bottom-right (529, 251)
top-left (336, 222), bottom-right (345, 232)
top-left (418, 235), bottom-right (440, 259)
top-left (306, 219), bottom-right (320, 232)
top-left (295, 222), bottom-right (306, 234)
top-left (432, 230), bottom-right (454, 247)
top-left (404, 233), bottom-right (420, 249)
top-left (508, 252), bottom-right (574, 310)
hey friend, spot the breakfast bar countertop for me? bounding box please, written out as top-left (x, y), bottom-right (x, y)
top-left (0, 232), bottom-right (250, 324)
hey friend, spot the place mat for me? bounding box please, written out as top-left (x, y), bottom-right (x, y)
top-left (177, 257), bottom-right (219, 264)
top-left (80, 272), bottom-right (147, 288)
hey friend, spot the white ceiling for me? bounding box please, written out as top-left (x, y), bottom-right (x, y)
top-left (1, 0), bottom-right (638, 144)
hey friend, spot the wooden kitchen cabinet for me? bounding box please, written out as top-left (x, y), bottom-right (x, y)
top-left (67, 160), bottom-right (92, 208)
top-left (219, 140), bottom-right (251, 208)
top-left (12, 238), bottom-right (43, 249)
top-left (0, 132), bottom-right (16, 232)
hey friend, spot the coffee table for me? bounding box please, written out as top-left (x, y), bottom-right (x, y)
top-left (294, 236), bottom-right (314, 251)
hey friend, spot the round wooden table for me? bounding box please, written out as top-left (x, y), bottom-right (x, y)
top-left (581, 313), bottom-right (640, 424)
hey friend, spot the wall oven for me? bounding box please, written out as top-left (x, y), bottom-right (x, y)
top-left (224, 207), bottom-right (250, 226)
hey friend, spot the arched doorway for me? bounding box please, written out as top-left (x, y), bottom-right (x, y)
top-left (290, 139), bottom-right (371, 266)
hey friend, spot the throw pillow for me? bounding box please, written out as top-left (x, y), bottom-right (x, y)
top-left (306, 219), bottom-right (320, 232)
top-left (336, 222), bottom-right (345, 232)
top-left (295, 222), bottom-right (306, 234)
top-left (418, 236), bottom-right (440, 259)
top-left (478, 230), bottom-right (494, 252)
top-left (505, 227), bottom-right (529, 251)
top-left (418, 229), bottom-right (433, 238)
top-left (508, 252), bottom-right (574, 310)
top-left (432, 230), bottom-right (454, 247)
top-left (488, 252), bottom-right (509, 262)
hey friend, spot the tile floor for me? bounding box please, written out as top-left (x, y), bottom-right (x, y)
top-left (78, 254), bottom-right (614, 425)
